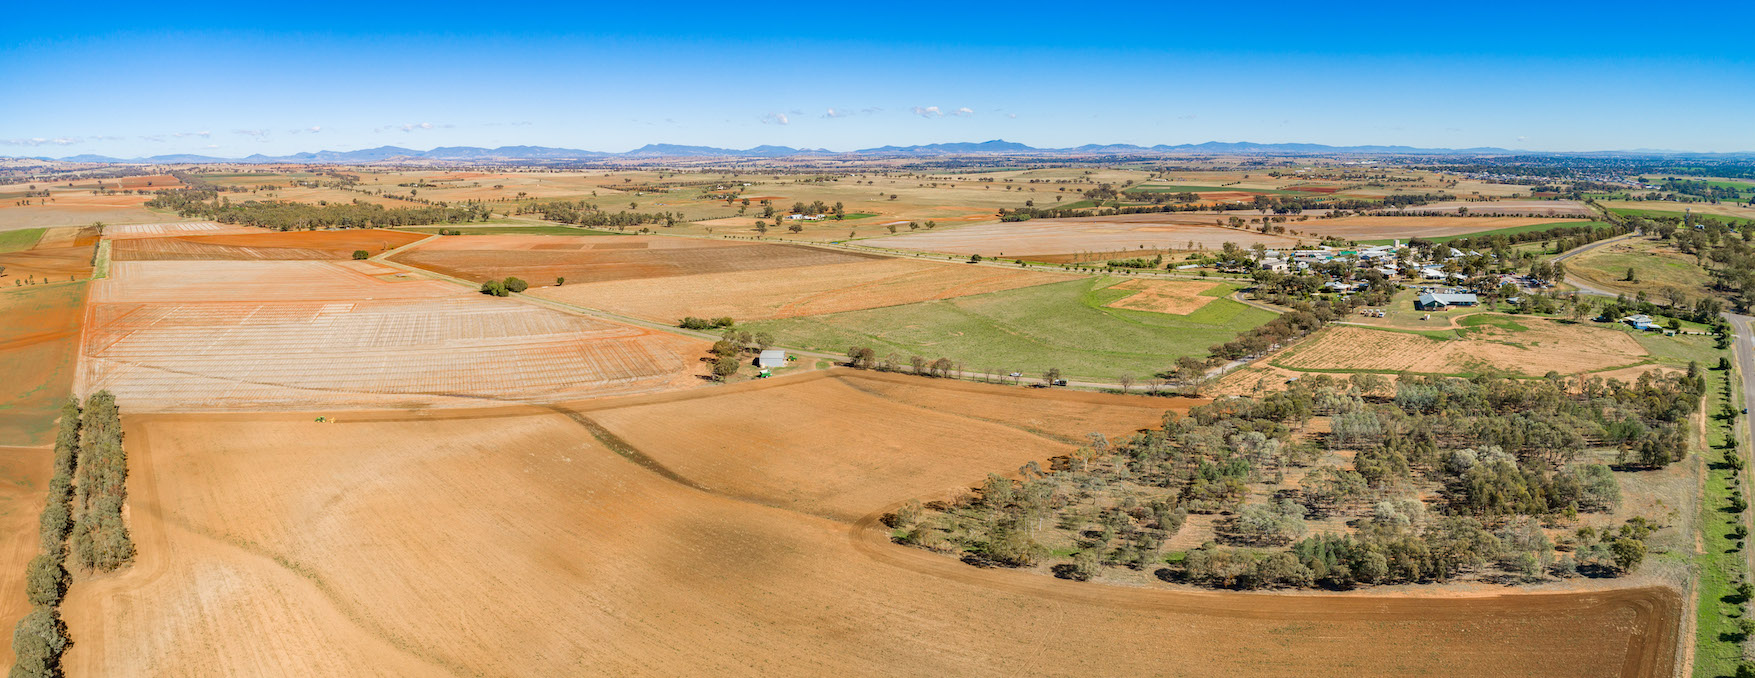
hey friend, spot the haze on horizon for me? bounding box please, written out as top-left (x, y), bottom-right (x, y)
top-left (3, 0), bottom-right (1751, 158)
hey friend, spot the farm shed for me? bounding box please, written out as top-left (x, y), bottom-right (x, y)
top-left (756, 349), bottom-right (788, 367)
top-left (1416, 293), bottom-right (1478, 310)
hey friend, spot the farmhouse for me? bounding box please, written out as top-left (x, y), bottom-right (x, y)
top-left (1620, 314), bottom-right (1660, 331)
top-left (1416, 292), bottom-right (1478, 310)
top-left (756, 349), bottom-right (788, 367)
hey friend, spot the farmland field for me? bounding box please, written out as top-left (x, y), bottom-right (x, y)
top-left (0, 282), bottom-right (88, 445)
top-left (1294, 216), bottom-right (1591, 242)
top-left (111, 228), bottom-right (426, 261)
top-left (1377, 200), bottom-right (1594, 217)
top-left (741, 277), bottom-right (1277, 380)
top-left (533, 257), bottom-right (1077, 322)
top-left (1101, 278), bottom-right (1226, 314)
top-left (53, 373), bottom-right (1681, 676)
top-left (1275, 322), bottom-right (1650, 376)
top-left (391, 235), bottom-right (884, 285)
top-left (864, 215), bottom-right (1297, 257)
top-left (78, 259), bottom-right (708, 411)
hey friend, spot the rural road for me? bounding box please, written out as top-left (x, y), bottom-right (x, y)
top-left (1725, 313), bottom-right (1755, 578)
top-left (1554, 232), bottom-right (1639, 297)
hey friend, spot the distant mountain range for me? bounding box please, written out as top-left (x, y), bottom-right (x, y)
top-left (25, 140), bottom-right (1755, 164)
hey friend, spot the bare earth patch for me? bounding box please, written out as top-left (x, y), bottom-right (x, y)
top-left (1103, 279), bottom-right (1223, 315)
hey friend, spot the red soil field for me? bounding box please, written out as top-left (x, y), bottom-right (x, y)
top-left (112, 228), bottom-right (427, 261)
top-left (54, 372), bottom-right (1680, 676)
top-left (0, 445), bottom-right (51, 669)
top-left (101, 222), bottom-right (265, 240)
top-left (393, 235), bottom-right (884, 284)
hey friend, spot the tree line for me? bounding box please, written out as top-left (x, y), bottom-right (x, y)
top-left (147, 188), bottom-right (494, 229)
top-left (12, 391), bottom-right (134, 677)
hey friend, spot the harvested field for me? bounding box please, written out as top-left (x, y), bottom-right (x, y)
top-left (1379, 200), bottom-right (1593, 217)
top-left (1277, 323), bottom-right (1648, 376)
top-left (588, 371), bottom-right (1174, 520)
top-left (865, 216), bottom-right (1296, 257)
top-left (0, 283), bottom-right (88, 445)
top-left (0, 194), bottom-right (172, 231)
top-left (56, 374), bottom-right (1681, 676)
top-left (102, 221), bottom-right (264, 240)
top-left (111, 229), bottom-right (427, 261)
top-left (1294, 216), bottom-right (1589, 240)
top-left (394, 235), bottom-right (884, 285)
top-left (79, 260), bottom-right (706, 411)
top-left (534, 257), bottom-right (1076, 322)
top-left (1103, 279), bottom-right (1223, 315)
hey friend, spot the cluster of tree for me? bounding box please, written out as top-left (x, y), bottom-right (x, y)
top-left (1661, 178), bottom-right (1750, 202)
top-left (898, 371), bottom-right (1693, 589)
top-left (709, 329), bottom-right (775, 380)
top-left (147, 189), bottom-right (493, 229)
top-left (679, 316), bottom-right (736, 331)
top-left (844, 347), bottom-right (957, 377)
top-left (1105, 254), bottom-right (1163, 269)
top-left (10, 400), bottom-right (80, 677)
top-left (478, 277), bottom-right (528, 296)
top-left (514, 199), bottom-right (680, 228)
top-left (72, 391), bottom-right (133, 573)
top-left (1204, 307), bottom-right (1328, 363)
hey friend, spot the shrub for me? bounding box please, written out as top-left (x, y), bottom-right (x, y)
top-left (479, 280), bottom-right (508, 297)
top-left (351, 250), bottom-right (369, 260)
top-left (503, 277), bottom-right (528, 293)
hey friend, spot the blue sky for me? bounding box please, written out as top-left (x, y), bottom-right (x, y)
top-left (3, 0), bottom-right (1752, 157)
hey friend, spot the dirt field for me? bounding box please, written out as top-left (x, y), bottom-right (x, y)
top-left (79, 260), bottom-right (708, 411)
top-left (392, 235), bottom-right (884, 285)
top-left (0, 445), bottom-right (51, 668)
top-left (1293, 216), bottom-right (1589, 240)
top-left (0, 283), bottom-right (88, 445)
top-left (1277, 323), bottom-right (1649, 376)
top-left (534, 257), bottom-right (1075, 322)
top-left (112, 229), bottom-right (427, 261)
top-left (55, 372), bottom-right (1680, 676)
top-left (865, 216), bottom-right (1297, 257)
top-left (0, 194), bottom-right (174, 231)
top-left (1104, 279), bottom-right (1223, 315)
top-left (1378, 200), bottom-right (1594, 217)
top-left (101, 222), bottom-right (265, 240)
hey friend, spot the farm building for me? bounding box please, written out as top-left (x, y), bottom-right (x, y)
top-left (1620, 314), bottom-right (1660, 331)
top-left (1415, 293), bottom-right (1478, 310)
top-left (756, 349), bottom-right (788, 367)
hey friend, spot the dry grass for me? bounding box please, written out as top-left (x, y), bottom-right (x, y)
top-left (1276, 322), bottom-right (1649, 376)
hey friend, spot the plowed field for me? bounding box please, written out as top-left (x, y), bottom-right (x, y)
top-left (1277, 323), bottom-right (1649, 376)
top-left (79, 260), bottom-right (707, 410)
top-left (534, 257), bottom-right (1075, 322)
top-left (55, 372), bottom-right (1680, 677)
top-left (393, 235), bottom-right (883, 284)
top-left (112, 229), bottom-right (426, 261)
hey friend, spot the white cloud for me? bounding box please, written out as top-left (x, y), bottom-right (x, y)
top-left (288, 126), bottom-right (322, 134)
top-left (953, 107), bottom-right (974, 117)
top-left (233, 128), bottom-right (269, 137)
top-left (375, 122), bottom-right (446, 134)
top-left (823, 107), bottom-right (850, 119)
top-left (761, 112), bottom-right (790, 125)
top-left (171, 131), bottom-right (210, 138)
top-left (1007, 113), bottom-right (1018, 119)
top-left (912, 106), bottom-right (943, 118)
top-left (1, 137), bottom-right (82, 146)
